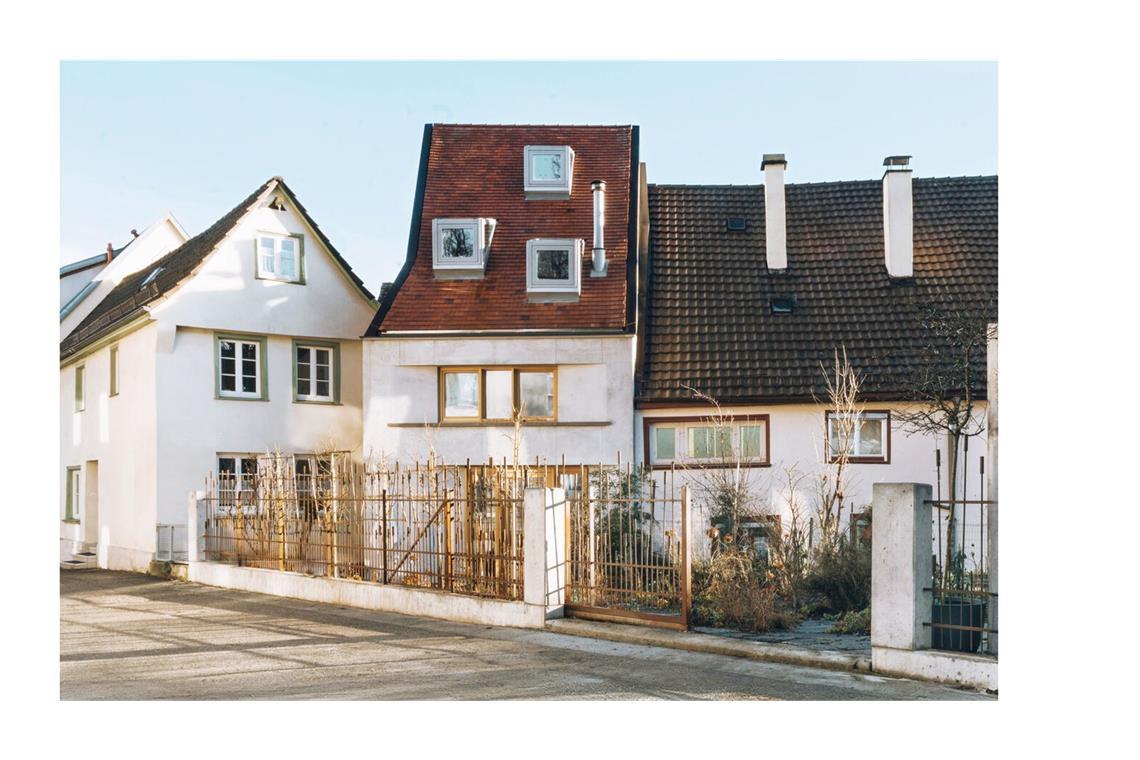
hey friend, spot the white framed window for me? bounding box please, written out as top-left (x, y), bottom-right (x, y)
top-left (523, 145), bottom-right (575, 197)
top-left (218, 454), bottom-right (258, 510)
top-left (526, 238), bottom-right (583, 300)
top-left (65, 466), bottom-right (81, 521)
top-left (431, 218), bottom-right (496, 277)
top-left (216, 335), bottom-right (266, 400)
top-left (256, 233), bottom-right (304, 283)
top-left (826, 410), bottom-right (890, 463)
top-left (109, 345), bottom-right (119, 396)
top-left (647, 417), bottom-right (770, 467)
top-left (74, 364), bottom-right (85, 412)
top-left (294, 342), bottom-right (338, 403)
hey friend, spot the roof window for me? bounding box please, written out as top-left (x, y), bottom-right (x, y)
top-left (726, 217), bottom-right (747, 231)
top-left (140, 267), bottom-right (164, 289)
top-left (431, 218), bottom-right (497, 279)
top-left (526, 238), bottom-right (583, 301)
top-left (524, 146), bottom-right (574, 199)
top-left (770, 296), bottom-right (795, 314)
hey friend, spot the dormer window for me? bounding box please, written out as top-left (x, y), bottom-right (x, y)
top-left (526, 238), bottom-right (583, 301)
top-left (431, 218), bottom-right (496, 278)
top-left (256, 233), bottom-right (304, 283)
top-left (524, 145), bottom-right (574, 199)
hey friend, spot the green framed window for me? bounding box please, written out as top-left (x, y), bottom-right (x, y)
top-left (74, 365), bottom-right (85, 412)
top-left (65, 466), bottom-right (81, 521)
top-left (214, 333), bottom-right (269, 401)
top-left (292, 339), bottom-right (341, 404)
top-left (109, 345), bottom-right (119, 396)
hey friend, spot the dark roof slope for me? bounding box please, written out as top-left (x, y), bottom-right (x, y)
top-left (61, 178), bottom-right (373, 360)
top-left (639, 176), bottom-right (997, 404)
top-left (368, 124), bottom-right (633, 334)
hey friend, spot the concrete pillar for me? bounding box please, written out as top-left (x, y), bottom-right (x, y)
top-left (187, 490), bottom-right (206, 564)
top-left (523, 487), bottom-right (566, 617)
top-left (986, 323), bottom-right (999, 655)
top-left (871, 482), bottom-right (933, 651)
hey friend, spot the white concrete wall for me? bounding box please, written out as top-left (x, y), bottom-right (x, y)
top-left (636, 401), bottom-right (988, 558)
top-left (363, 335), bottom-right (636, 466)
top-left (60, 323), bottom-right (159, 572)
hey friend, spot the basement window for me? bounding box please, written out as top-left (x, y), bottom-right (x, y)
top-left (770, 296), bottom-right (795, 314)
top-left (526, 238), bottom-right (583, 300)
top-left (524, 145), bottom-right (575, 198)
top-left (726, 217), bottom-right (747, 231)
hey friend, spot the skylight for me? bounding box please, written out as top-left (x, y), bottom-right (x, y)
top-left (140, 267), bottom-right (163, 289)
top-left (770, 296), bottom-right (795, 314)
top-left (726, 217), bottom-right (747, 231)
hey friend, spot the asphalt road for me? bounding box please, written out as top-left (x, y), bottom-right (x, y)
top-left (60, 570), bottom-right (990, 700)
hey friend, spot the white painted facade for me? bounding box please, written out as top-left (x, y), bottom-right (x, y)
top-left (60, 184), bottom-right (375, 572)
top-left (60, 214), bottom-right (189, 339)
top-left (636, 402), bottom-right (988, 559)
top-left (362, 334), bottom-right (636, 466)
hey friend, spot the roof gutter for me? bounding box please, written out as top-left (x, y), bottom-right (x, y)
top-left (367, 328), bottom-right (629, 340)
top-left (60, 313), bottom-right (152, 367)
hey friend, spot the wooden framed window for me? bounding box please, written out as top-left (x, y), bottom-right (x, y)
top-left (74, 364), bottom-right (85, 412)
top-left (645, 415), bottom-right (771, 469)
top-left (64, 466), bottom-right (81, 522)
top-left (109, 345), bottom-right (119, 396)
top-left (826, 410), bottom-right (891, 463)
top-left (256, 233), bottom-right (305, 283)
top-left (293, 339), bottom-right (340, 403)
top-left (438, 367), bottom-right (557, 422)
top-left (215, 334), bottom-right (268, 400)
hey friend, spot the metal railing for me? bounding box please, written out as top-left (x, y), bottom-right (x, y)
top-left (928, 498), bottom-right (996, 654)
top-left (201, 459), bottom-right (526, 601)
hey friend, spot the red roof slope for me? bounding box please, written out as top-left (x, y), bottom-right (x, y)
top-left (370, 125), bottom-right (633, 333)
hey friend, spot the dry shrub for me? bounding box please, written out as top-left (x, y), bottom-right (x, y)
top-left (692, 549), bottom-right (799, 632)
top-left (806, 540), bottom-right (871, 614)
top-left (828, 607), bottom-right (871, 635)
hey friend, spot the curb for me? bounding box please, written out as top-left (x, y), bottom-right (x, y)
top-left (546, 618), bottom-right (872, 673)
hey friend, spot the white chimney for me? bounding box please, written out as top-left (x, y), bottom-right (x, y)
top-left (762, 154), bottom-right (787, 271)
top-left (591, 180), bottom-right (607, 276)
top-left (882, 155), bottom-right (914, 278)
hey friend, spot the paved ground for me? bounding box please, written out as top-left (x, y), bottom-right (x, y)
top-left (60, 571), bottom-right (990, 700)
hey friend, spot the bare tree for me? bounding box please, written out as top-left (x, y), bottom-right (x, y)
top-left (811, 347), bottom-right (863, 551)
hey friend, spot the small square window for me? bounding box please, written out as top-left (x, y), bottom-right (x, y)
top-left (431, 218), bottom-right (496, 278)
top-left (827, 411), bottom-right (890, 462)
top-left (256, 234), bottom-right (304, 283)
top-left (526, 238), bottom-right (583, 300)
top-left (771, 296), bottom-right (795, 314)
top-left (524, 145), bottom-right (575, 198)
top-left (726, 217), bottom-right (747, 231)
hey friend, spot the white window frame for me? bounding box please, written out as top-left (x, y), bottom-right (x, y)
top-left (74, 364), bottom-right (85, 412)
top-left (109, 344), bottom-right (119, 396)
top-left (826, 410), bottom-right (890, 463)
top-left (256, 233), bottom-right (304, 283)
top-left (647, 418), bottom-right (770, 467)
top-left (217, 454), bottom-right (258, 511)
top-left (217, 337), bottom-right (263, 399)
top-left (523, 145), bottom-right (575, 197)
top-left (431, 218), bottom-right (495, 277)
top-left (294, 343), bottom-right (335, 402)
top-left (526, 238), bottom-right (583, 298)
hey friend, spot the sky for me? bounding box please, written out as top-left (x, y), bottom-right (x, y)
top-left (61, 61), bottom-right (996, 292)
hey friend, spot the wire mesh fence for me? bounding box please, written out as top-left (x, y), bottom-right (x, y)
top-left (201, 455), bottom-right (526, 601)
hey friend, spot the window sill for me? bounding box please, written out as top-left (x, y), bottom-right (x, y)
top-left (651, 461), bottom-right (771, 470)
top-left (389, 420), bottom-right (609, 428)
top-left (828, 457), bottom-right (891, 465)
top-left (255, 274), bottom-right (306, 285)
top-left (215, 395), bottom-right (269, 402)
top-left (293, 398), bottom-right (342, 406)
top-left (61, 519), bottom-right (80, 525)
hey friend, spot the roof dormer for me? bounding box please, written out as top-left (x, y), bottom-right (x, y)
top-left (524, 145), bottom-right (574, 199)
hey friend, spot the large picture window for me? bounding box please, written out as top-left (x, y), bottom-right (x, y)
top-left (826, 410), bottom-right (891, 463)
top-left (439, 367), bottom-right (557, 422)
top-left (215, 334), bottom-right (268, 400)
top-left (645, 416), bottom-right (770, 468)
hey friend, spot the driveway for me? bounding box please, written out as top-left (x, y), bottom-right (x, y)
top-left (60, 570), bottom-right (990, 700)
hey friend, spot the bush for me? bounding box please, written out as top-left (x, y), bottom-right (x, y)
top-left (828, 607), bottom-right (871, 635)
top-left (805, 540), bottom-right (871, 614)
top-left (692, 549), bottom-right (800, 632)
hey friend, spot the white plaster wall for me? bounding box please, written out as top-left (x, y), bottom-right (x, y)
top-left (154, 328), bottom-right (365, 525)
top-left (363, 335), bottom-right (636, 466)
top-left (636, 402), bottom-right (989, 559)
top-left (59, 324), bottom-right (159, 572)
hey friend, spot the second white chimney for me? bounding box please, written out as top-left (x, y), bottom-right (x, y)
top-left (762, 154), bottom-right (787, 271)
top-left (882, 155), bottom-right (914, 278)
top-left (591, 180), bottom-right (607, 276)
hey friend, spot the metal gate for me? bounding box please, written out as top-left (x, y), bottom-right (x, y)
top-left (561, 465), bottom-right (691, 630)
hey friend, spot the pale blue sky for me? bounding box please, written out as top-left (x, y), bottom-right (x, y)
top-left (61, 61), bottom-right (995, 291)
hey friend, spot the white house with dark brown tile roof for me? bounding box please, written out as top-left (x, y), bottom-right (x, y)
top-left (362, 124), bottom-right (648, 469)
top-left (59, 177), bottom-right (377, 571)
top-left (635, 156), bottom-right (997, 558)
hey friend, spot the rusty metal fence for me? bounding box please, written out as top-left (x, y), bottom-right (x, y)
top-left (563, 464), bottom-right (691, 630)
top-left (202, 457), bottom-right (526, 601)
top-left (929, 498), bottom-right (996, 654)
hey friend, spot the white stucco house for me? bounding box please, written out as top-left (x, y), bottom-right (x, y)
top-left (60, 213), bottom-right (189, 338)
top-left (633, 156), bottom-right (998, 556)
top-left (59, 177), bottom-right (377, 571)
top-left (362, 125), bottom-right (647, 469)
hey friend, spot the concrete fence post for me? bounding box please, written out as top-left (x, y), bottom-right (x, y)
top-left (187, 490), bottom-right (206, 564)
top-left (524, 487), bottom-right (566, 619)
top-left (871, 482), bottom-right (933, 653)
